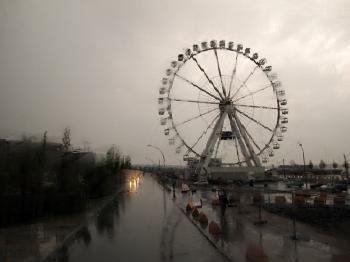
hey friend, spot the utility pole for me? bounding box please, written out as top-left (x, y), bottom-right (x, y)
top-left (283, 158), bottom-right (286, 180)
top-left (298, 143), bottom-right (306, 189)
top-left (344, 154), bottom-right (349, 190)
top-left (291, 190), bottom-right (298, 240)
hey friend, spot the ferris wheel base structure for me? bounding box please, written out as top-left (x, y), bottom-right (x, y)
top-left (186, 166), bottom-right (265, 182)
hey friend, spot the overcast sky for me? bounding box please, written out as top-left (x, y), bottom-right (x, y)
top-left (0, 0), bottom-right (350, 166)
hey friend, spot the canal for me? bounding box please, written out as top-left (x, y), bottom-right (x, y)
top-left (52, 170), bottom-right (228, 262)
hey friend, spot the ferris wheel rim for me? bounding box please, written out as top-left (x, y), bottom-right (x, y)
top-left (160, 40), bottom-right (287, 165)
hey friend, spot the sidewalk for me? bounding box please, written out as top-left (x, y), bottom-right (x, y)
top-left (176, 188), bottom-right (350, 262)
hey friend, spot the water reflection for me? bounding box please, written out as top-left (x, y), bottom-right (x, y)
top-left (128, 177), bottom-right (140, 192)
top-left (75, 226), bottom-right (91, 246)
top-left (95, 204), bottom-right (115, 239)
top-left (55, 172), bottom-right (229, 262)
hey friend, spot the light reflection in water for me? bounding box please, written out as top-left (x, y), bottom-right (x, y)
top-left (128, 176), bottom-right (140, 192)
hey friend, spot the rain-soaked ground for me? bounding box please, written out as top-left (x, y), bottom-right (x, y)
top-left (1, 170), bottom-right (350, 262)
top-left (48, 170), bottom-right (228, 262)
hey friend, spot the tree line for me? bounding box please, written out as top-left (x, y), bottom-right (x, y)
top-left (0, 128), bottom-right (131, 227)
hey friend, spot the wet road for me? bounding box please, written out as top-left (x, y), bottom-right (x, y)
top-left (55, 170), bottom-right (227, 262)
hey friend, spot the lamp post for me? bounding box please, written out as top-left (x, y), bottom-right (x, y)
top-left (146, 144), bottom-right (165, 167)
top-left (298, 143), bottom-right (306, 189)
top-left (344, 154), bottom-right (349, 191)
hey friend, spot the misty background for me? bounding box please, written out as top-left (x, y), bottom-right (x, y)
top-left (0, 0), bottom-right (349, 166)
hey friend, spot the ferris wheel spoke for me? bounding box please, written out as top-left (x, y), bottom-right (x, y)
top-left (175, 73), bottom-right (221, 101)
top-left (235, 108), bottom-right (273, 132)
top-left (190, 113), bottom-right (220, 149)
top-left (171, 107), bottom-right (218, 129)
top-left (235, 104), bottom-right (278, 110)
top-left (214, 137), bottom-right (221, 158)
top-left (231, 65), bottom-right (259, 99)
top-left (234, 137), bottom-right (241, 165)
top-left (233, 84), bottom-right (271, 103)
top-left (213, 49), bottom-right (227, 97)
top-left (228, 52), bottom-right (239, 97)
top-left (235, 115), bottom-right (262, 152)
top-left (191, 56), bottom-right (225, 100)
top-left (170, 98), bottom-right (220, 105)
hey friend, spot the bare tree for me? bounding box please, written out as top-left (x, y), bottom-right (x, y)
top-left (319, 160), bottom-right (326, 169)
top-left (332, 161), bottom-right (338, 169)
top-left (62, 127), bottom-right (71, 152)
top-left (308, 160), bottom-right (314, 169)
top-left (42, 131), bottom-right (47, 150)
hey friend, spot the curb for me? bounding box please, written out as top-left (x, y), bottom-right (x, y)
top-left (175, 203), bottom-right (233, 262)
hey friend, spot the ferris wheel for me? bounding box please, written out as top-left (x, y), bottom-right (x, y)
top-left (158, 40), bottom-right (288, 175)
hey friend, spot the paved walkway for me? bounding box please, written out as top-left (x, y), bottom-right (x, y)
top-left (176, 187), bottom-right (350, 262)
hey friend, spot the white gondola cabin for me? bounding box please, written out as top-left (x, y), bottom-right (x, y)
top-left (273, 142), bottom-right (280, 149)
top-left (228, 41), bottom-right (234, 50)
top-left (160, 118), bottom-right (167, 125)
top-left (201, 41), bottom-right (208, 50)
top-left (281, 117), bottom-right (288, 124)
top-left (178, 54), bottom-right (184, 61)
top-left (252, 53), bottom-right (259, 60)
top-left (263, 65), bottom-right (272, 72)
top-left (272, 81), bottom-right (282, 88)
top-left (280, 126), bottom-right (287, 132)
top-left (166, 69), bottom-right (172, 76)
top-left (193, 44), bottom-right (199, 52)
top-left (277, 90), bottom-right (285, 96)
top-left (162, 78), bottom-right (168, 85)
top-left (171, 61), bottom-right (177, 68)
top-left (280, 99), bottom-right (287, 106)
top-left (281, 108), bottom-right (289, 115)
top-left (259, 58), bottom-right (267, 65)
top-left (268, 73), bottom-right (278, 80)
top-left (159, 87), bottom-right (166, 95)
top-left (219, 40), bottom-right (225, 48)
top-left (158, 108), bottom-right (165, 115)
top-left (237, 43), bottom-right (243, 52)
top-left (164, 128), bottom-right (170, 135)
top-left (210, 40), bottom-right (217, 48)
top-left (158, 98), bottom-right (164, 104)
top-left (169, 138), bottom-right (175, 145)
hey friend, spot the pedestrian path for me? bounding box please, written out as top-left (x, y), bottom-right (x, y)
top-left (176, 187), bottom-right (350, 262)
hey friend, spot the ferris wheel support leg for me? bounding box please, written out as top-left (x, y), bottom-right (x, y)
top-left (198, 111), bottom-right (227, 181)
top-left (233, 112), bottom-right (261, 167)
top-left (228, 113), bottom-right (253, 167)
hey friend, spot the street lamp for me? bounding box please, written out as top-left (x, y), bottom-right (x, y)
top-left (298, 143), bottom-right (307, 189)
top-left (145, 157), bottom-right (156, 166)
top-left (146, 144), bottom-right (165, 167)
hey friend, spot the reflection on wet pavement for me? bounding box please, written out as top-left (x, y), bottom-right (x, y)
top-left (53, 171), bottom-right (228, 262)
